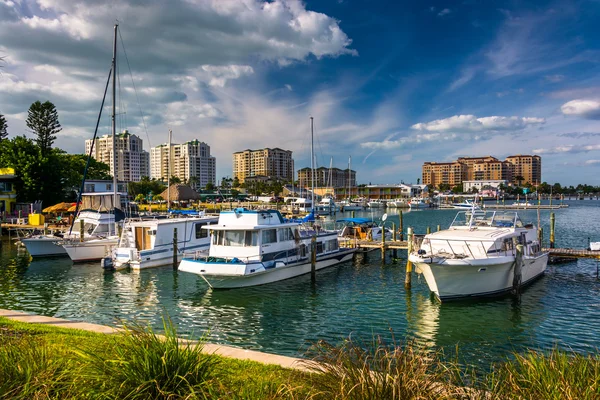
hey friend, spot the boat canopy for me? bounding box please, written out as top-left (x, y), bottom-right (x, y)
top-left (336, 217), bottom-right (373, 225)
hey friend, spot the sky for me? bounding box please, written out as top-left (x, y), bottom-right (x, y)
top-left (1, 0), bottom-right (600, 186)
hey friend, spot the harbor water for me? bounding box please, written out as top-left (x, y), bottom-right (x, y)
top-left (1, 200), bottom-right (599, 368)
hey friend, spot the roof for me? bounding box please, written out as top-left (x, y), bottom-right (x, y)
top-left (336, 217), bottom-right (373, 224)
top-left (159, 184), bottom-right (200, 201)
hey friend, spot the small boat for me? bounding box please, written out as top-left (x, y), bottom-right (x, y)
top-left (451, 200), bottom-right (481, 209)
top-left (315, 197), bottom-right (339, 215)
top-left (408, 197), bottom-right (429, 209)
top-left (368, 199), bottom-right (384, 208)
top-left (178, 208), bottom-right (356, 288)
top-left (408, 210), bottom-right (548, 301)
top-left (336, 217), bottom-right (393, 242)
top-left (387, 198), bottom-right (409, 208)
top-left (590, 242), bottom-right (600, 251)
top-left (338, 199), bottom-right (363, 211)
top-left (112, 215), bottom-right (218, 270)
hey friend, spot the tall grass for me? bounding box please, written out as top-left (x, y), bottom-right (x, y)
top-left (485, 347), bottom-right (600, 400)
top-left (300, 336), bottom-right (474, 400)
top-left (77, 317), bottom-right (218, 399)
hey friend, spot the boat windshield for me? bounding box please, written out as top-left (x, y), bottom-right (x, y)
top-left (450, 211), bottom-right (523, 229)
top-left (213, 230), bottom-right (259, 247)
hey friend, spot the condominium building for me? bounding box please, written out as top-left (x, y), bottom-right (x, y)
top-left (297, 167), bottom-right (356, 188)
top-left (505, 155), bottom-right (542, 185)
top-left (150, 140), bottom-right (216, 189)
top-left (232, 148), bottom-right (294, 184)
top-left (85, 130), bottom-right (150, 182)
top-left (422, 154), bottom-right (541, 188)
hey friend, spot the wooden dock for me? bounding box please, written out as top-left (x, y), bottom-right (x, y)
top-left (484, 205), bottom-right (568, 210)
top-left (544, 248), bottom-right (600, 260)
top-left (339, 238), bottom-right (408, 250)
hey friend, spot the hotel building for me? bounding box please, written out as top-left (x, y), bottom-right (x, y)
top-left (85, 130), bottom-right (150, 182)
top-left (150, 140), bottom-right (216, 189)
top-left (232, 148), bottom-right (294, 184)
top-left (297, 167), bottom-right (356, 188)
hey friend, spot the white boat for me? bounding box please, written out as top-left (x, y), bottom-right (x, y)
top-left (452, 200), bottom-right (481, 209)
top-left (178, 208), bottom-right (356, 288)
top-left (336, 217), bottom-right (393, 241)
top-left (512, 202), bottom-right (533, 207)
top-left (387, 198), bottom-right (409, 208)
top-left (408, 210), bottom-right (548, 301)
top-left (62, 236), bottom-right (120, 262)
top-left (590, 242), bottom-right (600, 251)
top-left (21, 208), bottom-right (117, 257)
top-left (112, 215), bottom-right (218, 270)
top-left (287, 197), bottom-right (313, 213)
top-left (408, 197), bottom-right (429, 209)
top-left (368, 199), bottom-right (384, 208)
top-left (315, 197), bottom-right (339, 215)
top-left (338, 199), bottom-right (363, 211)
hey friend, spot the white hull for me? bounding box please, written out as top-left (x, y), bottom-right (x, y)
top-left (341, 205), bottom-right (363, 211)
top-left (368, 203), bottom-right (383, 208)
top-left (409, 202), bottom-right (429, 209)
top-left (114, 243), bottom-right (210, 270)
top-left (411, 253), bottom-right (548, 300)
top-left (179, 249), bottom-right (355, 289)
top-left (63, 237), bottom-right (120, 262)
top-left (21, 236), bottom-right (67, 257)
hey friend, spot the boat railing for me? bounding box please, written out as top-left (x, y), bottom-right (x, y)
top-left (182, 251), bottom-right (261, 264)
top-left (422, 237), bottom-right (516, 259)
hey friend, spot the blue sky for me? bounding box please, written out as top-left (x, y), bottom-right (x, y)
top-left (1, 0), bottom-right (600, 185)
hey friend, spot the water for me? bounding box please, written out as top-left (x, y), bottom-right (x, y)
top-left (1, 200), bottom-right (599, 367)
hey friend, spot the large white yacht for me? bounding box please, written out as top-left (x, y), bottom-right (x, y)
top-left (315, 197), bottom-right (340, 215)
top-left (112, 215), bottom-right (218, 270)
top-left (178, 208), bottom-right (356, 288)
top-left (408, 210), bottom-right (548, 301)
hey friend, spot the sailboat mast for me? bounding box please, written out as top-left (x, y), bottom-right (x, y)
top-left (310, 117), bottom-right (315, 211)
top-left (348, 155), bottom-right (351, 199)
top-left (111, 24), bottom-right (118, 214)
top-left (168, 129), bottom-right (172, 211)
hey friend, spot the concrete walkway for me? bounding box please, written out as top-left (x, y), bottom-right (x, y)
top-left (0, 309), bottom-right (309, 371)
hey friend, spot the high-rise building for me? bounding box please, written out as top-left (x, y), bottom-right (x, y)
top-left (232, 148), bottom-right (294, 184)
top-left (150, 140), bottom-right (216, 189)
top-left (422, 154), bottom-right (541, 188)
top-left (85, 130), bottom-right (149, 182)
top-left (505, 155), bottom-right (542, 185)
top-left (297, 167), bottom-right (356, 188)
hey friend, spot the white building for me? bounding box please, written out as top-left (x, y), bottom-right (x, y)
top-left (150, 140), bottom-right (216, 189)
top-left (85, 130), bottom-right (150, 182)
top-left (463, 180), bottom-right (508, 192)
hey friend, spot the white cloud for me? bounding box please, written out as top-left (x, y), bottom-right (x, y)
top-left (585, 160), bottom-right (600, 165)
top-left (361, 133), bottom-right (457, 150)
top-left (545, 74), bottom-right (564, 83)
top-left (561, 99), bottom-right (600, 119)
top-left (533, 144), bottom-right (600, 154)
top-left (438, 8), bottom-right (451, 16)
top-left (411, 115), bottom-right (545, 132)
top-left (200, 65), bottom-right (254, 87)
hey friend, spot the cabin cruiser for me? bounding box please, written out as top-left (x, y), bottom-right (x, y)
top-left (387, 199), bottom-right (409, 208)
top-left (21, 193), bottom-right (122, 257)
top-left (408, 210), bottom-right (548, 301)
top-left (451, 200), bottom-right (481, 209)
top-left (112, 215), bottom-right (218, 270)
top-left (338, 199), bottom-right (363, 211)
top-left (367, 199), bottom-right (384, 208)
top-left (178, 208), bottom-right (356, 288)
top-left (315, 197), bottom-right (340, 215)
top-left (408, 197), bottom-right (430, 209)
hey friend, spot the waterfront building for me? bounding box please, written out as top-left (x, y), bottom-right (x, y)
top-left (463, 180), bottom-right (508, 193)
top-left (232, 148), bottom-right (294, 184)
top-left (150, 140), bottom-right (216, 189)
top-left (422, 154), bottom-right (541, 187)
top-left (0, 168), bottom-right (16, 213)
top-left (297, 167), bottom-right (356, 189)
top-left (83, 180), bottom-right (127, 194)
top-left (85, 130), bottom-right (150, 182)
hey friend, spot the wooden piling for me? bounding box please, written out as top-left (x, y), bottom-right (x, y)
top-left (311, 236), bottom-right (317, 282)
top-left (538, 227), bottom-right (544, 248)
top-left (381, 223), bottom-right (386, 260)
top-left (512, 244), bottom-right (524, 295)
top-left (173, 227), bottom-right (178, 270)
top-left (405, 227), bottom-right (413, 289)
top-left (79, 219), bottom-right (85, 242)
top-left (392, 223), bottom-right (397, 241)
top-left (550, 212), bottom-right (555, 249)
top-left (399, 211), bottom-right (404, 241)
top-left (437, 224), bottom-right (441, 232)
top-left (426, 226), bottom-right (431, 234)
top-left (352, 210), bottom-right (355, 219)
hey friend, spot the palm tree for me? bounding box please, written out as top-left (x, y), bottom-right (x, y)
top-left (515, 175), bottom-right (525, 187)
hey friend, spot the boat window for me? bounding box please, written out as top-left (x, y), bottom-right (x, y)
top-left (324, 239), bottom-right (338, 252)
top-left (212, 230), bottom-right (223, 245)
top-left (245, 231), bottom-right (258, 246)
top-left (195, 223), bottom-right (209, 239)
top-left (224, 230), bottom-right (245, 247)
top-left (278, 227), bottom-right (294, 242)
top-left (262, 229), bottom-right (277, 244)
top-left (316, 242), bottom-right (323, 254)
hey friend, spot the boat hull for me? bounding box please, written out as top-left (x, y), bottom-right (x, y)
top-left (114, 243), bottom-right (210, 270)
top-left (63, 238), bottom-right (120, 262)
top-left (21, 236), bottom-right (67, 257)
top-left (410, 253), bottom-right (548, 301)
top-left (179, 248), bottom-right (355, 289)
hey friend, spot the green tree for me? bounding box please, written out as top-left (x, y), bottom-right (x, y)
top-left (0, 113), bottom-right (7, 141)
top-left (451, 184), bottom-right (463, 194)
top-left (26, 101), bottom-right (61, 156)
top-left (169, 175), bottom-right (181, 185)
top-left (152, 194), bottom-right (164, 202)
top-left (205, 182), bottom-right (215, 191)
top-left (128, 177), bottom-right (166, 198)
top-left (514, 175), bottom-right (525, 187)
top-left (57, 152), bottom-right (112, 200)
top-left (232, 177), bottom-right (240, 188)
top-left (134, 194), bottom-right (145, 203)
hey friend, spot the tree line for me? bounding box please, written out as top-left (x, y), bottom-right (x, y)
top-left (0, 101), bottom-right (111, 208)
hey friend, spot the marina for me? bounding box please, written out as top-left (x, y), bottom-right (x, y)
top-left (0, 200), bottom-right (599, 368)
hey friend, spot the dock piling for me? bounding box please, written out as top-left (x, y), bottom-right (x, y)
top-left (426, 226), bottom-right (431, 234)
top-left (173, 228), bottom-right (178, 270)
top-left (405, 227), bottom-right (413, 289)
top-left (437, 224), bottom-right (441, 232)
top-left (392, 222), bottom-right (397, 258)
top-left (550, 212), bottom-right (556, 249)
top-left (512, 244), bottom-right (524, 295)
top-left (381, 223), bottom-right (386, 261)
top-left (311, 236), bottom-right (316, 282)
top-left (79, 219), bottom-right (84, 242)
top-left (399, 211), bottom-right (404, 241)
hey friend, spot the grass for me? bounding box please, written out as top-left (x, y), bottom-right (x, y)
top-left (1, 316), bottom-right (600, 399)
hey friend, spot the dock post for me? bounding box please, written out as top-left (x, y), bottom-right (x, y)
top-left (173, 228), bottom-right (178, 270)
top-left (79, 219), bottom-right (85, 242)
top-left (405, 227), bottom-right (413, 289)
top-left (437, 224), bottom-right (441, 232)
top-left (392, 222), bottom-right (397, 257)
top-left (311, 236), bottom-right (316, 282)
top-left (352, 210), bottom-right (355, 219)
top-left (512, 244), bottom-right (524, 295)
top-left (538, 227), bottom-right (544, 248)
top-left (550, 212), bottom-right (555, 249)
top-left (426, 226), bottom-right (431, 234)
top-left (381, 223), bottom-right (386, 261)
top-left (399, 211), bottom-right (404, 241)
